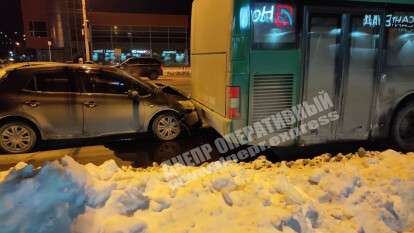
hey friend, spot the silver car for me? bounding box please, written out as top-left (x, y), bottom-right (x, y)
top-left (0, 63), bottom-right (199, 154)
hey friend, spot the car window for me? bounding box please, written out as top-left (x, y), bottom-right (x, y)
top-left (25, 77), bottom-right (36, 91)
top-left (144, 58), bottom-right (162, 65)
top-left (140, 58), bottom-right (157, 65)
top-left (117, 70), bottom-right (153, 94)
top-left (130, 79), bottom-right (151, 96)
top-left (112, 71), bottom-right (151, 96)
top-left (136, 58), bottom-right (147, 64)
top-left (81, 71), bottom-right (131, 95)
top-left (151, 59), bottom-right (161, 65)
top-left (26, 70), bottom-right (77, 93)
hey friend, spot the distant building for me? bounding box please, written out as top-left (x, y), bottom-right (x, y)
top-left (20, 0), bottom-right (189, 66)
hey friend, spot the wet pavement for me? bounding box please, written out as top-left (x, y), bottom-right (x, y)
top-left (0, 127), bottom-right (394, 171)
top-left (106, 128), bottom-right (394, 167)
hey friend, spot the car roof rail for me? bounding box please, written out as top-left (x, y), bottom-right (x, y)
top-left (0, 62), bottom-right (62, 76)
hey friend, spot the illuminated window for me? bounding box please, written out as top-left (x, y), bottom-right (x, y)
top-left (252, 0), bottom-right (297, 49)
top-left (29, 21), bottom-right (48, 38)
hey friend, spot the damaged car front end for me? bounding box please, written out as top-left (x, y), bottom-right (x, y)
top-left (129, 75), bottom-right (200, 140)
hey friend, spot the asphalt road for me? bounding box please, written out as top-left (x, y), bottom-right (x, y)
top-left (0, 125), bottom-right (392, 171)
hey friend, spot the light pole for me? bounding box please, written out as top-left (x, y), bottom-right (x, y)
top-left (47, 40), bottom-right (52, 61)
top-left (81, 0), bottom-right (91, 62)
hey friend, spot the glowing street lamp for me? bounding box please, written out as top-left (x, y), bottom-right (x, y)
top-left (48, 41), bottom-right (52, 61)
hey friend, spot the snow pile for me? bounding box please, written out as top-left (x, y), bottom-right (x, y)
top-left (0, 150), bottom-right (413, 233)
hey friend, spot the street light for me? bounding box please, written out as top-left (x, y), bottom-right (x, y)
top-left (48, 41), bottom-right (52, 61)
top-left (81, 0), bottom-right (91, 62)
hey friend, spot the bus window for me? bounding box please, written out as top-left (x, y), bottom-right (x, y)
top-left (251, 0), bottom-right (297, 49)
top-left (386, 12), bottom-right (414, 68)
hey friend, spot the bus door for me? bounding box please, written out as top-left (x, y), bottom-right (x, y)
top-left (301, 6), bottom-right (384, 145)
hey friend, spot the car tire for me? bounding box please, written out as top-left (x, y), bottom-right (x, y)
top-left (149, 73), bottom-right (159, 80)
top-left (392, 102), bottom-right (414, 152)
top-left (0, 122), bottom-right (37, 154)
top-left (152, 113), bottom-right (182, 141)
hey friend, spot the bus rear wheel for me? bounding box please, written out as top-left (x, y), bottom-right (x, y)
top-left (392, 102), bottom-right (414, 151)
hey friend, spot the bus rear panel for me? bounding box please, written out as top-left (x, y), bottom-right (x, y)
top-left (191, 0), bottom-right (414, 147)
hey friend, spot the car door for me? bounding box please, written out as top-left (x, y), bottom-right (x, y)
top-left (77, 69), bottom-right (141, 137)
top-left (20, 68), bottom-right (84, 139)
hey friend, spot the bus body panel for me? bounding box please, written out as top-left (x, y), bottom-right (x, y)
top-left (191, 0), bottom-right (234, 136)
top-left (373, 74), bottom-right (414, 139)
top-left (230, 0), bottom-right (252, 132)
top-left (192, 0), bottom-right (414, 146)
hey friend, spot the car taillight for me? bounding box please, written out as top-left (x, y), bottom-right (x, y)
top-left (227, 86), bottom-right (240, 119)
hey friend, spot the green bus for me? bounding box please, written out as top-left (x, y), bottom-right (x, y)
top-left (191, 0), bottom-right (414, 150)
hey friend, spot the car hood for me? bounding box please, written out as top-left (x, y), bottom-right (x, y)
top-left (154, 83), bottom-right (190, 99)
top-left (147, 83), bottom-right (194, 113)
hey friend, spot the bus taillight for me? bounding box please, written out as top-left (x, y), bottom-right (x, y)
top-left (227, 86), bottom-right (240, 119)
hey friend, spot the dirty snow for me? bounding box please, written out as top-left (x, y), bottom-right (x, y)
top-left (0, 150), bottom-right (413, 233)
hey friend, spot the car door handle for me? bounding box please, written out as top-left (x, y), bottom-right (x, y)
top-left (24, 100), bottom-right (40, 108)
top-left (83, 101), bottom-right (97, 108)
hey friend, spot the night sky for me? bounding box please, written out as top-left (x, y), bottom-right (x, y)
top-left (1, 0), bottom-right (193, 34)
top-left (1, 0), bottom-right (23, 34)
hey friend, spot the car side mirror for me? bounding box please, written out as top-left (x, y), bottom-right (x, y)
top-left (128, 90), bottom-right (140, 100)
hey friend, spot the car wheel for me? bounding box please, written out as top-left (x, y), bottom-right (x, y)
top-left (392, 102), bottom-right (414, 151)
top-left (149, 73), bottom-right (159, 80)
top-left (0, 122), bottom-right (37, 154)
top-left (152, 113), bottom-right (182, 141)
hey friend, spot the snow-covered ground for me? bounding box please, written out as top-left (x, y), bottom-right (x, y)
top-left (0, 150), bottom-right (413, 233)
